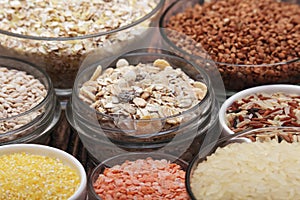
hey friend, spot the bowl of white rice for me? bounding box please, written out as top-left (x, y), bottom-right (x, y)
top-left (186, 126), bottom-right (300, 200)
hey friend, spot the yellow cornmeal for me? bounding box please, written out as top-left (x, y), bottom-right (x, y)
top-left (0, 152), bottom-right (80, 200)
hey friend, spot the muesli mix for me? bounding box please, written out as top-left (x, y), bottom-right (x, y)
top-left (79, 58), bottom-right (208, 135)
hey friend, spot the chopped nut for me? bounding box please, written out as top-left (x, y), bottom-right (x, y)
top-left (153, 59), bottom-right (171, 69)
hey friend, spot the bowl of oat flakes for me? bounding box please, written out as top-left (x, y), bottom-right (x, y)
top-left (160, 0), bottom-right (300, 93)
top-left (219, 84), bottom-right (300, 136)
top-left (186, 126), bottom-right (300, 200)
top-left (0, 56), bottom-right (60, 145)
top-left (0, 0), bottom-right (165, 97)
top-left (70, 49), bottom-right (220, 162)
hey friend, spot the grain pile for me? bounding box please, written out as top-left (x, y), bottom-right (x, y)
top-left (164, 0), bottom-right (300, 90)
top-left (0, 66), bottom-right (47, 134)
top-left (0, 0), bottom-right (160, 89)
top-left (191, 141), bottom-right (300, 200)
top-left (0, 152), bottom-right (80, 200)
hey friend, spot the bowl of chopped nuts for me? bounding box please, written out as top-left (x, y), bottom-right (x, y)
top-left (160, 0), bottom-right (300, 94)
top-left (0, 0), bottom-right (165, 98)
top-left (219, 84), bottom-right (300, 136)
top-left (0, 56), bottom-right (61, 145)
top-left (0, 143), bottom-right (87, 199)
top-left (88, 152), bottom-right (189, 200)
top-left (186, 126), bottom-right (300, 200)
top-left (69, 49), bottom-right (221, 163)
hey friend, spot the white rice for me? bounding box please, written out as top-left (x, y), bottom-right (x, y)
top-left (191, 141), bottom-right (300, 200)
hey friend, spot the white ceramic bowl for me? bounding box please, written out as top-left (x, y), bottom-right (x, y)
top-left (0, 144), bottom-right (87, 200)
top-left (219, 84), bottom-right (300, 135)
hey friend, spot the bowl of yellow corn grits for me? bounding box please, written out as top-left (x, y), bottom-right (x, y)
top-left (0, 144), bottom-right (87, 200)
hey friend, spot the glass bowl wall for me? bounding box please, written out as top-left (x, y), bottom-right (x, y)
top-left (69, 50), bottom-right (222, 163)
top-left (0, 0), bottom-right (165, 98)
top-left (159, 0), bottom-right (300, 94)
top-left (0, 56), bottom-right (60, 145)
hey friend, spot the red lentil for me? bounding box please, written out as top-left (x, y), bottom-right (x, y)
top-left (93, 157), bottom-right (189, 200)
top-left (0, 152), bottom-right (80, 200)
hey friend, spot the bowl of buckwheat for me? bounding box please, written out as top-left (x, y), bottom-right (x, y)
top-left (0, 0), bottom-right (165, 97)
top-left (69, 49), bottom-right (220, 163)
top-left (186, 126), bottom-right (300, 200)
top-left (0, 56), bottom-right (60, 145)
top-left (219, 84), bottom-right (300, 136)
top-left (160, 0), bottom-right (300, 93)
top-left (0, 143), bottom-right (87, 199)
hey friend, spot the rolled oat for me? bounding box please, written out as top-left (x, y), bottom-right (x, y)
top-left (0, 0), bottom-right (161, 89)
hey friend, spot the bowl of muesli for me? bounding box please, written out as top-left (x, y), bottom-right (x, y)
top-left (0, 56), bottom-right (60, 145)
top-left (69, 49), bottom-right (221, 163)
top-left (186, 126), bottom-right (300, 200)
top-left (219, 84), bottom-right (300, 136)
top-left (0, 0), bottom-right (165, 98)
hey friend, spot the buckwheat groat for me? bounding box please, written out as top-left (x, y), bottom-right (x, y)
top-left (164, 0), bottom-right (300, 90)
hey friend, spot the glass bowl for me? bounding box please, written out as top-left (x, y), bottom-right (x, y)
top-left (0, 56), bottom-right (60, 145)
top-left (186, 126), bottom-right (300, 200)
top-left (0, 144), bottom-right (87, 200)
top-left (219, 84), bottom-right (300, 136)
top-left (68, 49), bottom-right (222, 163)
top-left (159, 0), bottom-right (300, 94)
top-left (88, 152), bottom-right (189, 200)
top-left (66, 95), bottom-right (221, 164)
top-left (0, 0), bottom-right (165, 98)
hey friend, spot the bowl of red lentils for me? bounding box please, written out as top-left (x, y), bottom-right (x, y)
top-left (219, 84), bottom-right (300, 136)
top-left (0, 0), bottom-right (165, 97)
top-left (0, 144), bottom-right (87, 200)
top-left (160, 0), bottom-right (300, 93)
top-left (88, 152), bottom-right (189, 200)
